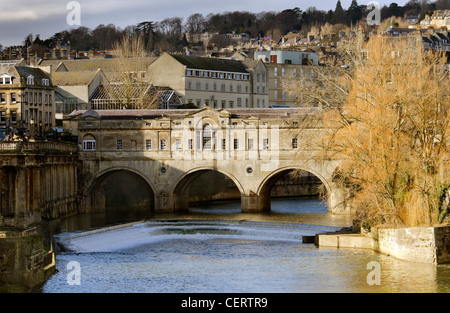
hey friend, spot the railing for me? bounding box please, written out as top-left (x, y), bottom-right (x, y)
top-left (0, 142), bottom-right (78, 153)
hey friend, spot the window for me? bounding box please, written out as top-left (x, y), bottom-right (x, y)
top-left (175, 139), bottom-right (182, 151)
top-left (202, 124), bottom-right (212, 150)
top-left (42, 78), bottom-right (49, 86)
top-left (10, 111), bottom-right (16, 123)
top-left (222, 139), bottom-right (226, 150)
top-left (160, 139), bottom-right (167, 150)
top-left (116, 139), bottom-right (123, 150)
top-left (27, 75), bottom-right (34, 85)
top-left (188, 139), bottom-right (193, 150)
top-left (292, 138), bottom-right (298, 149)
top-left (0, 93), bottom-right (5, 103)
top-left (233, 138), bottom-right (239, 150)
top-left (145, 139), bottom-right (152, 150)
top-left (263, 138), bottom-right (269, 150)
top-left (196, 82), bottom-right (201, 90)
top-left (274, 67), bottom-right (278, 76)
top-left (0, 75), bottom-right (12, 84)
top-left (83, 140), bottom-right (96, 151)
top-left (248, 138), bottom-right (254, 150)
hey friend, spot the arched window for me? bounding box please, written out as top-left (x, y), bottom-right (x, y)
top-left (202, 124), bottom-right (212, 150)
top-left (82, 134), bottom-right (96, 151)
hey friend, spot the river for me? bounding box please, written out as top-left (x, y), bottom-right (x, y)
top-left (40, 199), bottom-right (450, 293)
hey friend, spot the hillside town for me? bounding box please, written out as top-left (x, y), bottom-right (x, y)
top-left (0, 5), bottom-right (449, 141)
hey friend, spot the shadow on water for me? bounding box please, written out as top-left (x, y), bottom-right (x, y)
top-left (55, 198), bottom-right (353, 234)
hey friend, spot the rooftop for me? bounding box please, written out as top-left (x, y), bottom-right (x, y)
top-left (170, 54), bottom-right (250, 73)
top-left (68, 107), bottom-right (321, 120)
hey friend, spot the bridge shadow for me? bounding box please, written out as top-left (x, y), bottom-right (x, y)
top-left (184, 169), bottom-right (327, 215)
top-left (89, 170), bottom-right (155, 224)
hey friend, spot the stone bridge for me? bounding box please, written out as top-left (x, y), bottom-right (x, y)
top-left (67, 107), bottom-right (349, 216)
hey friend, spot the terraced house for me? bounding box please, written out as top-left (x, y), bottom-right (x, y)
top-left (147, 53), bottom-right (268, 109)
top-left (0, 61), bottom-right (55, 138)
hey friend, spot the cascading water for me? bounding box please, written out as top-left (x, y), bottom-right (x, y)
top-left (42, 199), bottom-right (450, 293)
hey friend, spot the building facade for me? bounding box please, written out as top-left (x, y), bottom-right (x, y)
top-left (147, 53), bottom-right (269, 109)
top-left (0, 62), bottom-right (55, 138)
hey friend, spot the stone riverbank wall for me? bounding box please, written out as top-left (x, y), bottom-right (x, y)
top-left (316, 225), bottom-right (450, 264)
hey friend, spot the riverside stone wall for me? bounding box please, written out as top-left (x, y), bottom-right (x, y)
top-left (0, 229), bottom-right (44, 291)
top-left (377, 227), bottom-right (437, 263)
top-left (317, 225), bottom-right (450, 264)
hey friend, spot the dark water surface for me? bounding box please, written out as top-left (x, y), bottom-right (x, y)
top-left (41, 199), bottom-right (450, 293)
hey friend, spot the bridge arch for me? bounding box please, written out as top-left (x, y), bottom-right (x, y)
top-left (256, 166), bottom-right (332, 212)
top-left (85, 167), bottom-right (156, 220)
top-left (171, 167), bottom-right (245, 212)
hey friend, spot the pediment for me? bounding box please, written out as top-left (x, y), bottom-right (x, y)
top-left (185, 106), bottom-right (230, 120)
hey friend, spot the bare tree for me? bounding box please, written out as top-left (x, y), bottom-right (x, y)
top-left (110, 35), bottom-right (160, 109)
top-left (185, 13), bottom-right (206, 43)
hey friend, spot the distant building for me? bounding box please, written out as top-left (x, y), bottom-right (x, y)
top-left (253, 50), bottom-right (319, 107)
top-left (0, 61), bottom-right (55, 138)
top-left (254, 50), bottom-right (318, 66)
top-left (147, 53), bottom-right (269, 109)
top-left (420, 10), bottom-right (450, 31)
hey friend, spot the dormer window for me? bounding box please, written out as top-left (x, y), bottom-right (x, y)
top-left (42, 78), bottom-right (49, 86)
top-left (27, 75), bottom-right (34, 85)
top-left (0, 75), bottom-right (12, 85)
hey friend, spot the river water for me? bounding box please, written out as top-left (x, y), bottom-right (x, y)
top-left (41, 199), bottom-right (450, 293)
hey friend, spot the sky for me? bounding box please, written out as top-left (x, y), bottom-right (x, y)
top-left (0, 0), bottom-right (412, 47)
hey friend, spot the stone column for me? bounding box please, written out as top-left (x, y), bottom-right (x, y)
top-left (240, 192), bottom-right (270, 213)
top-left (154, 192), bottom-right (189, 213)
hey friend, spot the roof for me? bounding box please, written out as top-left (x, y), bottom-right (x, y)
top-left (68, 107), bottom-right (320, 120)
top-left (39, 57), bottom-right (157, 75)
top-left (51, 70), bottom-right (103, 86)
top-left (170, 54), bottom-right (249, 73)
top-left (13, 66), bottom-right (52, 86)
